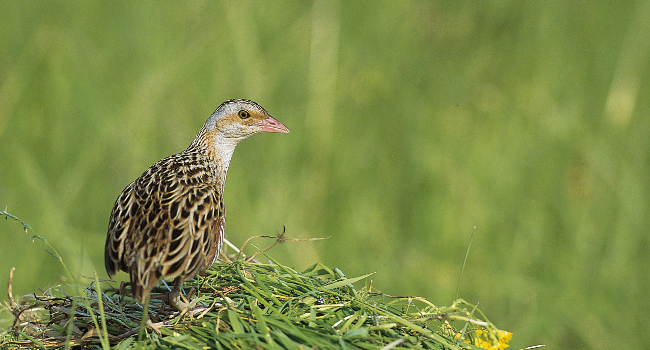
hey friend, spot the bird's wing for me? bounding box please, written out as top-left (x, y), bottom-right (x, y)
top-left (104, 155), bottom-right (224, 301)
top-left (104, 179), bottom-right (137, 277)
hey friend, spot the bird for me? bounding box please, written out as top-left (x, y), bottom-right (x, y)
top-left (104, 99), bottom-right (289, 311)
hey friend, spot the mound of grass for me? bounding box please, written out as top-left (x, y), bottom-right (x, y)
top-left (1, 211), bottom-right (514, 349)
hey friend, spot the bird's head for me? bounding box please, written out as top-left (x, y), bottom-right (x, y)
top-left (206, 99), bottom-right (289, 140)
top-left (194, 99), bottom-right (289, 166)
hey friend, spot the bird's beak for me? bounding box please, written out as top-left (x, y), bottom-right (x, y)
top-left (255, 116), bottom-right (290, 133)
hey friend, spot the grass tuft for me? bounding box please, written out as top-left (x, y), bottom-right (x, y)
top-left (1, 210), bottom-right (518, 349)
top-left (0, 259), bottom-right (514, 349)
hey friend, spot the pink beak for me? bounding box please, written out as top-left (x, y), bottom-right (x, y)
top-left (255, 116), bottom-right (290, 133)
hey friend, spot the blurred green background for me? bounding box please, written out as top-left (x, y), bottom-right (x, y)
top-left (1, 1), bottom-right (649, 348)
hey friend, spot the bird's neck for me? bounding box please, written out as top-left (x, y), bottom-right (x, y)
top-left (189, 127), bottom-right (239, 180)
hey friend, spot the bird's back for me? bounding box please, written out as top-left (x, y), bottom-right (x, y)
top-left (104, 148), bottom-right (225, 302)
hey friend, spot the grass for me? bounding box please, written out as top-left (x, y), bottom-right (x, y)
top-left (1, 261), bottom-right (513, 349)
top-left (0, 211), bottom-right (515, 349)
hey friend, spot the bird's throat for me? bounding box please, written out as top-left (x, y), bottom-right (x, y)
top-left (215, 136), bottom-right (238, 175)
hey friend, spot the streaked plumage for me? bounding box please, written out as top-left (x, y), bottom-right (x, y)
top-left (104, 99), bottom-right (289, 309)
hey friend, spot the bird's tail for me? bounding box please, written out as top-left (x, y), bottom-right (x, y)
top-left (130, 266), bottom-right (159, 304)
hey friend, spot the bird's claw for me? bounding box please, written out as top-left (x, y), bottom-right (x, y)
top-left (145, 318), bottom-right (163, 335)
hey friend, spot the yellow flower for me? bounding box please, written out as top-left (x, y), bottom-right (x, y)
top-left (497, 330), bottom-right (513, 344)
top-left (464, 328), bottom-right (513, 350)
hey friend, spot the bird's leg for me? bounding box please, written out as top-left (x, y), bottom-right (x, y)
top-left (168, 277), bottom-right (189, 312)
top-left (167, 278), bottom-right (213, 316)
top-left (119, 281), bottom-right (128, 298)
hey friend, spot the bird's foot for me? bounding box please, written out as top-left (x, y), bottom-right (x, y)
top-left (166, 292), bottom-right (218, 318)
top-left (168, 293), bottom-right (189, 314)
top-left (146, 318), bottom-right (163, 335)
top-left (166, 278), bottom-right (217, 317)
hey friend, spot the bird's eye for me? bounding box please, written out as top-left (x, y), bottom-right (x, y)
top-left (238, 110), bottom-right (250, 119)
